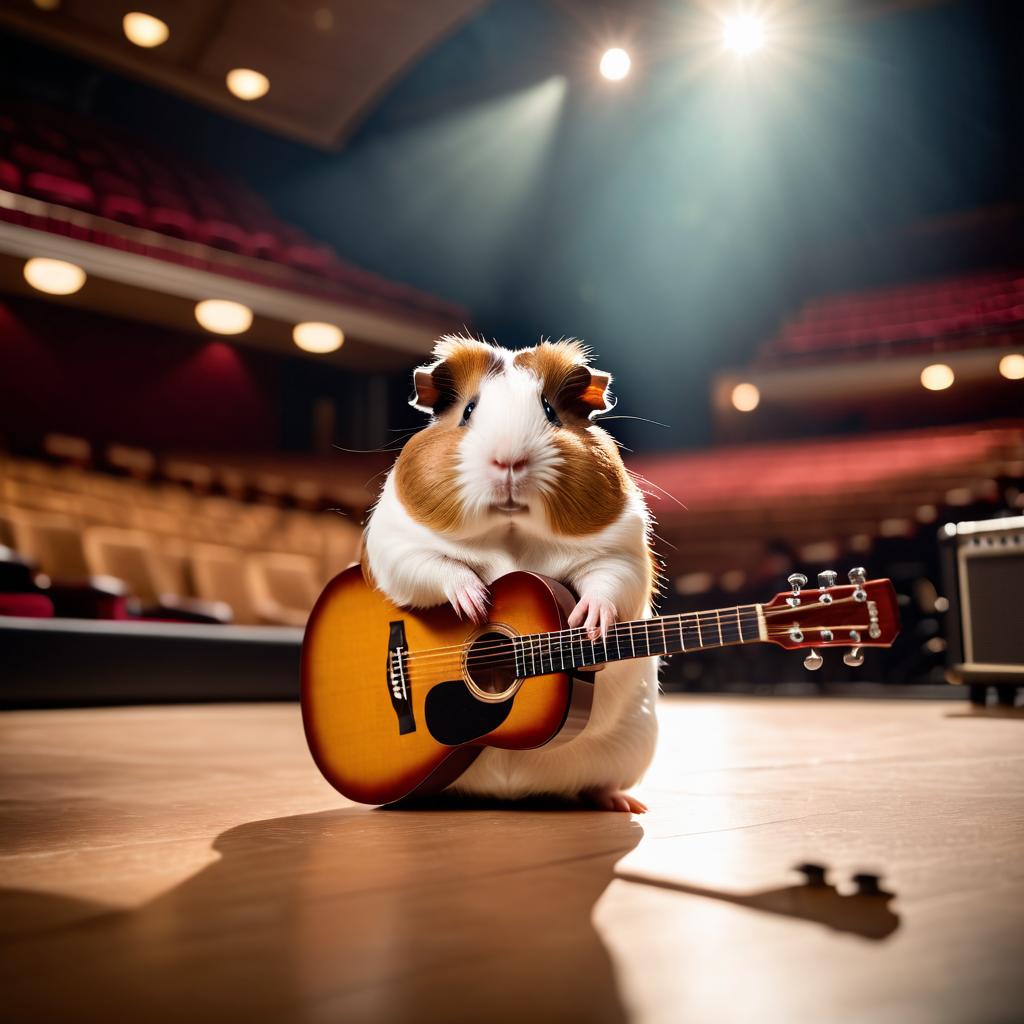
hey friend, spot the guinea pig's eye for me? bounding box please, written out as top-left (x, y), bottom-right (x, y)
top-left (460, 400), bottom-right (477, 425)
top-left (541, 396), bottom-right (562, 427)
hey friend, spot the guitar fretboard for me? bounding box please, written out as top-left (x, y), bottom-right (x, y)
top-left (501, 604), bottom-right (763, 678)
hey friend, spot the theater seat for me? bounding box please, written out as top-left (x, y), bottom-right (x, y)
top-left (191, 543), bottom-right (260, 625)
top-left (25, 172), bottom-right (96, 211)
top-left (0, 592), bottom-right (54, 617)
top-left (81, 526), bottom-right (167, 605)
top-left (249, 552), bottom-right (320, 627)
top-left (99, 194), bottom-right (146, 227)
top-left (0, 158), bottom-right (21, 193)
top-left (7, 510), bottom-right (91, 578)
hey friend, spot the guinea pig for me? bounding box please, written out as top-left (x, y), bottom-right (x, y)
top-left (362, 335), bottom-right (658, 812)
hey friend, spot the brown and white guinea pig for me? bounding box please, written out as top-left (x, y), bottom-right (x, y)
top-left (363, 335), bottom-right (658, 812)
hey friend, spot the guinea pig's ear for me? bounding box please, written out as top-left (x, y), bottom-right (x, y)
top-left (409, 336), bottom-right (499, 415)
top-left (558, 364), bottom-right (616, 418)
top-left (410, 360), bottom-right (447, 414)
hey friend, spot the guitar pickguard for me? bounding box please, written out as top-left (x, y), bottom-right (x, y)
top-left (424, 680), bottom-right (513, 746)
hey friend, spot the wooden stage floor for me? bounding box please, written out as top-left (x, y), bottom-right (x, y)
top-left (2, 696), bottom-right (1022, 1023)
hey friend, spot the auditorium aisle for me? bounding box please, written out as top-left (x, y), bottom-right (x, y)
top-left (2, 696), bottom-right (1022, 1023)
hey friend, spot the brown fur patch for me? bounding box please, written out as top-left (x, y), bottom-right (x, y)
top-left (544, 423), bottom-right (631, 536)
top-left (395, 424), bottom-right (467, 532)
top-left (514, 340), bottom-right (612, 416)
top-left (513, 341), bottom-right (630, 535)
top-left (399, 338), bottom-right (501, 531)
top-left (414, 337), bottom-right (501, 413)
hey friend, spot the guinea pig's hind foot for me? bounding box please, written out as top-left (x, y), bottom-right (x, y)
top-left (582, 787), bottom-right (648, 814)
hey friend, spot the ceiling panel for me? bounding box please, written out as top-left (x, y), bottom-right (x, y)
top-left (0, 0), bottom-right (488, 148)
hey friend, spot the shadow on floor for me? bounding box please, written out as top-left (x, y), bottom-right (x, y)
top-left (2, 806), bottom-right (642, 1023)
top-left (616, 865), bottom-right (900, 941)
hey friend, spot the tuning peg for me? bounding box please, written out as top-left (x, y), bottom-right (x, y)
top-left (787, 572), bottom-right (808, 607)
top-left (817, 569), bottom-right (837, 603)
top-left (796, 862), bottom-right (830, 888)
top-left (803, 648), bottom-right (823, 671)
top-left (848, 566), bottom-right (867, 602)
top-left (843, 646), bottom-right (864, 668)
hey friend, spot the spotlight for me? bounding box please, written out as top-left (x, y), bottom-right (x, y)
top-left (599, 48), bottom-right (631, 81)
top-left (731, 381), bottom-right (760, 412)
top-left (920, 364), bottom-right (954, 391)
top-left (293, 322), bottom-right (344, 354)
top-left (195, 299), bottom-right (253, 335)
top-left (122, 12), bottom-right (169, 48)
top-left (998, 353), bottom-right (1024, 380)
top-left (226, 68), bottom-right (270, 101)
top-left (723, 13), bottom-right (766, 56)
top-left (23, 257), bottom-right (86, 295)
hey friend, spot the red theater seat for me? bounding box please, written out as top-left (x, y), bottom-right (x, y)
top-left (148, 206), bottom-right (196, 240)
top-left (11, 142), bottom-right (78, 179)
top-left (92, 170), bottom-right (142, 198)
top-left (0, 593), bottom-right (54, 618)
top-left (0, 158), bottom-right (21, 192)
top-left (100, 193), bottom-right (147, 227)
top-left (25, 172), bottom-right (96, 210)
top-left (196, 219), bottom-right (248, 253)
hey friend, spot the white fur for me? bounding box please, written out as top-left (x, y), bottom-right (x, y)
top-left (362, 348), bottom-right (658, 800)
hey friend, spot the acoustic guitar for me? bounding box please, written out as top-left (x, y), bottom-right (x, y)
top-left (301, 567), bottom-right (900, 805)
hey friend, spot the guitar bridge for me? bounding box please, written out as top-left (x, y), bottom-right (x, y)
top-left (387, 620), bottom-right (415, 735)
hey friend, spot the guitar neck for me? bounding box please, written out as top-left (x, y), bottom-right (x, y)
top-left (511, 603), bottom-right (765, 678)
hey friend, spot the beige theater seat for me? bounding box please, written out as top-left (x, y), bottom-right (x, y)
top-left (6, 509), bottom-right (90, 577)
top-left (249, 551), bottom-right (320, 627)
top-left (81, 527), bottom-right (170, 605)
top-left (191, 543), bottom-right (259, 625)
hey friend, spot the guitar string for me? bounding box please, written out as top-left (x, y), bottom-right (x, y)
top-left (401, 604), bottom-right (761, 665)
top-left (399, 594), bottom-right (868, 670)
top-left (387, 623), bottom-right (858, 685)
top-left (400, 610), bottom-right (870, 676)
top-left (401, 624), bottom-right (873, 681)
top-left (401, 606), bottom-right (762, 670)
top-left (398, 617), bottom-right (818, 678)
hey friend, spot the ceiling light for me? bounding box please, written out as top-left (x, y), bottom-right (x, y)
top-left (998, 353), bottom-right (1024, 380)
top-left (226, 68), bottom-right (270, 101)
top-left (32, 0), bottom-right (61, 9)
top-left (920, 363), bottom-right (954, 391)
top-left (23, 257), bottom-right (86, 295)
top-left (723, 14), bottom-right (766, 56)
top-left (293, 322), bottom-right (344, 354)
top-left (123, 12), bottom-right (169, 48)
top-left (599, 48), bottom-right (631, 81)
top-left (195, 299), bottom-right (253, 335)
top-left (730, 381), bottom-right (760, 412)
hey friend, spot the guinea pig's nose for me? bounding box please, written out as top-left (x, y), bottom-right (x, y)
top-left (492, 456), bottom-right (529, 473)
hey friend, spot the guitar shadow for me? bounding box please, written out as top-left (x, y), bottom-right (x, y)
top-left (2, 806), bottom-right (642, 1023)
top-left (616, 867), bottom-right (901, 941)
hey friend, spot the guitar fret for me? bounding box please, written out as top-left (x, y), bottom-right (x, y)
top-left (511, 605), bottom-right (762, 679)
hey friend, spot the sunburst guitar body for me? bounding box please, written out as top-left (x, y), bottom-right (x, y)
top-left (301, 565), bottom-right (899, 805)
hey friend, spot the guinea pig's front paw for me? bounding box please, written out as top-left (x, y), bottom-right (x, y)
top-left (582, 787), bottom-right (648, 814)
top-left (443, 571), bottom-right (490, 624)
top-left (568, 594), bottom-right (618, 640)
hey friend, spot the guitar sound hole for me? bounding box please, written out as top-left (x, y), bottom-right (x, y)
top-left (465, 630), bottom-right (519, 698)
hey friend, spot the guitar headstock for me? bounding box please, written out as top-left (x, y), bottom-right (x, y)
top-left (761, 568), bottom-right (900, 670)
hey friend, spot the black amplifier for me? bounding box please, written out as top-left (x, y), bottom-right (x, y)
top-left (940, 515), bottom-right (1024, 706)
